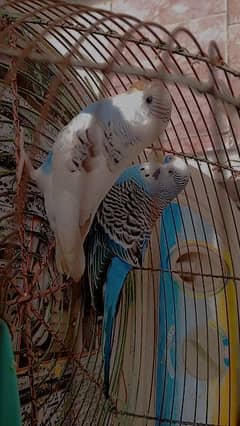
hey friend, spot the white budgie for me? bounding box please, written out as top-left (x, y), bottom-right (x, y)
top-left (20, 80), bottom-right (172, 282)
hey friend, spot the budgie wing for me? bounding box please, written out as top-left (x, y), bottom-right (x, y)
top-left (96, 179), bottom-right (153, 267)
top-left (50, 113), bottom-right (107, 282)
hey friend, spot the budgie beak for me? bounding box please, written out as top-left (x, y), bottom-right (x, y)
top-left (129, 79), bottom-right (169, 93)
top-left (129, 79), bottom-right (148, 92)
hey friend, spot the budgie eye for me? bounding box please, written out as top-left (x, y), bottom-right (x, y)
top-left (168, 169), bottom-right (174, 175)
top-left (146, 96), bottom-right (153, 104)
top-left (165, 154), bottom-right (173, 163)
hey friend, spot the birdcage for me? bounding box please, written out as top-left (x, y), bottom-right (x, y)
top-left (0, 1), bottom-right (240, 425)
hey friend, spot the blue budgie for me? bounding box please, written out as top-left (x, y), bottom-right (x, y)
top-left (20, 80), bottom-right (172, 282)
top-left (84, 155), bottom-right (189, 398)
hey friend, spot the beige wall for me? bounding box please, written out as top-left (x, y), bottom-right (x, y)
top-left (82, 0), bottom-right (240, 70)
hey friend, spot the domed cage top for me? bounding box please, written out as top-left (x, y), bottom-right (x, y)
top-left (0, 1), bottom-right (240, 425)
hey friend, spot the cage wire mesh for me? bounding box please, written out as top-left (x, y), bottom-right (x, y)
top-left (0, 1), bottom-right (240, 425)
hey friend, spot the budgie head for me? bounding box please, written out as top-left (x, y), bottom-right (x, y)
top-left (112, 80), bottom-right (172, 151)
top-left (137, 155), bottom-right (189, 204)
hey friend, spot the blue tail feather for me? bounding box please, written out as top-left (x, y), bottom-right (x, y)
top-left (103, 257), bottom-right (132, 398)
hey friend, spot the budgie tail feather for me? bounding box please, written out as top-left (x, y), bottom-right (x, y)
top-left (85, 223), bottom-right (113, 314)
top-left (103, 257), bottom-right (132, 398)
